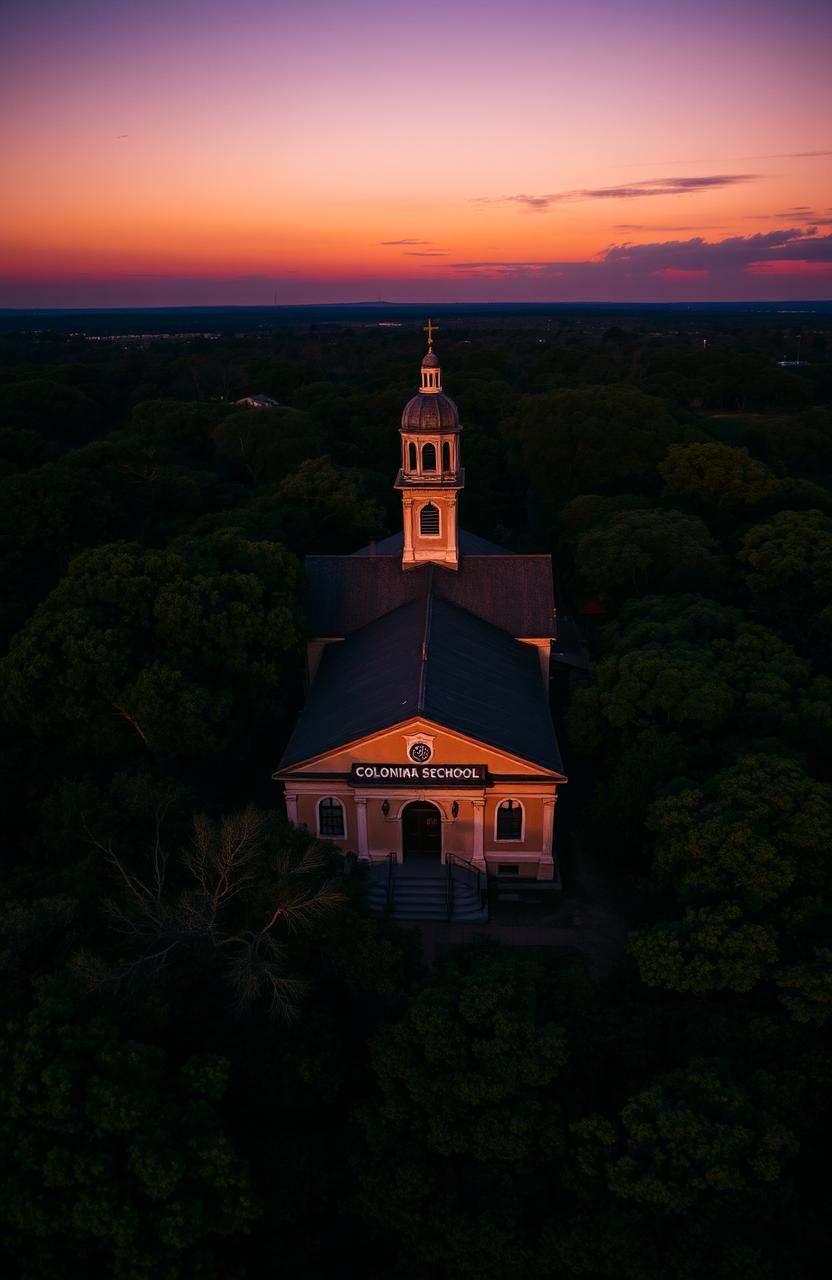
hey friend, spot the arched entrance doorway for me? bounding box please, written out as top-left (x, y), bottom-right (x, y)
top-left (402, 801), bottom-right (442, 861)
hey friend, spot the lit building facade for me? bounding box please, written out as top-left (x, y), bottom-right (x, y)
top-left (274, 328), bottom-right (566, 884)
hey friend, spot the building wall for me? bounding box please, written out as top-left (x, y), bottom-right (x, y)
top-left (401, 488), bottom-right (459, 567)
top-left (282, 720), bottom-right (562, 881)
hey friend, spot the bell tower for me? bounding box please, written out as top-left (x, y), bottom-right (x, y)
top-left (396, 320), bottom-right (464, 570)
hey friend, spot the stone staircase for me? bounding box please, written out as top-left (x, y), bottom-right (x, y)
top-left (367, 858), bottom-right (489, 924)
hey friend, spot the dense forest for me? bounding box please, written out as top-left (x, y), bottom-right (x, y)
top-left (1, 306), bottom-right (831, 1279)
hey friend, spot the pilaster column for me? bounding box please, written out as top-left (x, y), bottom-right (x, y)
top-left (471, 799), bottom-right (486, 871)
top-left (537, 795), bottom-right (557, 881)
top-left (402, 496), bottom-right (415, 564)
top-left (447, 495), bottom-right (458, 566)
top-left (355, 796), bottom-right (370, 860)
top-left (284, 793), bottom-right (299, 826)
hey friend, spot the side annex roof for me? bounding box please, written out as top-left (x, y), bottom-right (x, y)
top-left (305, 553), bottom-right (555, 639)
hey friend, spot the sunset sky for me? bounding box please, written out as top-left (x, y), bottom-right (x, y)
top-left (3, 0), bottom-right (831, 306)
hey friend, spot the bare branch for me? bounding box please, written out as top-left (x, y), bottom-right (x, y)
top-left (111, 701), bottom-right (152, 748)
top-left (260, 880), bottom-right (345, 935)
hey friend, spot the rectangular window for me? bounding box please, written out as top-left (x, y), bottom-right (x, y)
top-left (496, 800), bottom-right (523, 840)
top-left (318, 798), bottom-right (345, 837)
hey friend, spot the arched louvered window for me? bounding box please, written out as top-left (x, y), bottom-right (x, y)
top-left (318, 796), bottom-right (345, 838)
top-left (408, 442), bottom-right (417, 470)
top-left (496, 799), bottom-right (523, 841)
top-left (420, 503), bottom-right (440, 536)
top-left (422, 442), bottom-right (437, 471)
top-left (442, 441), bottom-right (451, 471)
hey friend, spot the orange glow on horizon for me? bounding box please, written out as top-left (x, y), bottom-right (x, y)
top-left (2, 0), bottom-right (830, 304)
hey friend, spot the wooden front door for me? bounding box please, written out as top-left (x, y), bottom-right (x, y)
top-left (402, 801), bottom-right (442, 860)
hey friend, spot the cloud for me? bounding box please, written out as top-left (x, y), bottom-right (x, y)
top-left (579, 175), bottom-right (758, 200)
top-left (748, 260), bottom-right (832, 277)
top-left (448, 228), bottom-right (832, 290)
top-left (380, 238), bottom-right (429, 246)
top-left (652, 268), bottom-right (709, 281)
top-left (405, 251), bottom-right (448, 257)
top-left (506, 195), bottom-right (554, 211)
top-left (473, 174), bottom-right (760, 212)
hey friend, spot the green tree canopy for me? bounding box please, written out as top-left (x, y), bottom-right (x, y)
top-left (275, 455), bottom-right (384, 551)
top-left (738, 509), bottom-right (832, 643)
top-left (574, 509), bottom-right (720, 600)
top-left (0, 990), bottom-right (258, 1279)
top-left (354, 947), bottom-right (571, 1279)
top-left (567, 596), bottom-right (831, 755)
top-left (508, 385), bottom-right (692, 496)
top-left (2, 531), bottom-right (303, 762)
top-left (0, 379), bottom-right (101, 443)
top-left (630, 755), bottom-right (832, 1010)
top-left (648, 754), bottom-right (832, 909)
top-left (575, 1057), bottom-right (797, 1214)
top-left (212, 406), bottom-right (320, 487)
top-left (659, 441), bottom-right (782, 509)
top-left (123, 399), bottom-right (230, 462)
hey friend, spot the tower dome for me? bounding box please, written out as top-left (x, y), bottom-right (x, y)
top-left (401, 390), bottom-right (460, 431)
top-left (401, 331), bottom-right (461, 429)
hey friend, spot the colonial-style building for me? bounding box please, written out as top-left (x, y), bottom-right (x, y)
top-left (273, 327), bottom-right (566, 898)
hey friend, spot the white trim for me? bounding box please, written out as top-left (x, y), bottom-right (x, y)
top-left (354, 796), bottom-right (369, 859)
top-left (485, 850), bottom-right (543, 861)
top-left (316, 795), bottom-right (345, 839)
top-left (273, 713), bottom-right (567, 780)
top-left (494, 797), bottom-right (525, 842)
top-left (393, 796), bottom-right (450, 821)
top-left (471, 798), bottom-right (486, 871)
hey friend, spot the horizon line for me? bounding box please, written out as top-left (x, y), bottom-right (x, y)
top-left (1, 298), bottom-right (831, 313)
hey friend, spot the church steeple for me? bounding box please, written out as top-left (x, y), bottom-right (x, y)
top-left (396, 325), bottom-right (464, 570)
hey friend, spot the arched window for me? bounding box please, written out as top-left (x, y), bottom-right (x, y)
top-left (496, 799), bottom-right (523, 841)
top-left (422, 442), bottom-right (437, 471)
top-left (420, 502), bottom-right (440, 536)
top-left (442, 441), bottom-right (451, 471)
top-left (408, 441), bottom-right (417, 470)
top-left (318, 796), bottom-right (345, 838)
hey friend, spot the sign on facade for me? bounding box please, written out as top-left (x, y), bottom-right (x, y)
top-left (349, 763), bottom-right (487, 786)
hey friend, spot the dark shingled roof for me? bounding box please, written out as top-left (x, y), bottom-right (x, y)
top-left (279, 590), bottom-right (564, 773)
top-left (306, 550), bottom-right (555, 639)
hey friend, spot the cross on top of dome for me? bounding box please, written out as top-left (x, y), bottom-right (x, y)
top-left (424, 317), bottom-right (439, 350)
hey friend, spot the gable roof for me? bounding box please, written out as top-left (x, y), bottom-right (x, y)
top-left (279, 588), bottom-right (564, 773)
top-left (305, 549), bottom-right (555, 639)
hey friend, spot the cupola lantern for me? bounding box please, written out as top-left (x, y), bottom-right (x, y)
top-left (396, 324), bottom-right (464, 569)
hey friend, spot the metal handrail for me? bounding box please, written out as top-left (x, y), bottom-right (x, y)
top-left (386, 851), bottom-right (396, 908)
top-left (446, 852), bottom-right (488, 911)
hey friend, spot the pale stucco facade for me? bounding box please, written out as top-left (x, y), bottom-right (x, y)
top-left (278, 717), bottom-right (563, 881)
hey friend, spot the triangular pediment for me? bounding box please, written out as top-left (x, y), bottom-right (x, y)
top-left (274, 716), bottom-right (566, 781)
